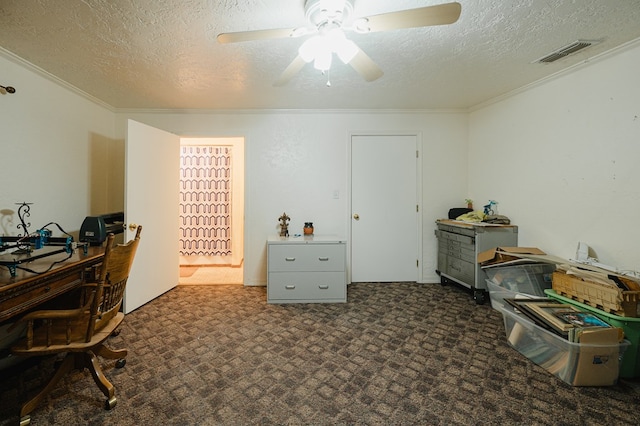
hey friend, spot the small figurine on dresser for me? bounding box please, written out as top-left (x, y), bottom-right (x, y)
top-left (278, 212), bottom-right (290, 237)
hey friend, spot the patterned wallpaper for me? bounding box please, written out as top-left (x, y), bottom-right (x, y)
top-left (179, 146), bottom-right (232, 256)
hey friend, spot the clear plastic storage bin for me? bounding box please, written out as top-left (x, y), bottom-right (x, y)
top-left (499, 303), bottom-right (629, 386)
top-left (485, 263), bottom-right (556, 310)
top-left (546, 289), bottom-right (640, 379)
top-left (487, 280), bottom-right (537, 311)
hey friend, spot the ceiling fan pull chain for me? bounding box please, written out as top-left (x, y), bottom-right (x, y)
top-left (326, 69), bottom-right (331, 87)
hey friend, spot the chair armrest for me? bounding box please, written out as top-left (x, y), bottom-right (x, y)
top-left (10, 290), bottom-right (96, 348)
top-left (13, 306), bottom-right (86, 323)
top-left (7, 307), bottom-right (82, 333)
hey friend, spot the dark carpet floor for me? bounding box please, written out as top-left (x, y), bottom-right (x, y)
top-left (1, 282), bottom-right (638, 425)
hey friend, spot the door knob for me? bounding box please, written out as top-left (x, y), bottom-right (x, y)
top-left (128, 223), bottom-right (139, 231)
top-left (353, 214), bottom-right (359, 220)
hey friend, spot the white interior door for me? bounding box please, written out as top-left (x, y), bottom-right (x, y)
top-left (351, 135), bottom-right (418, 282)
top-left (124, 119), bottom-right (180, 313)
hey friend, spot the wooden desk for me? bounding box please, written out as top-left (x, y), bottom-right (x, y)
top-left (0, 246), bottom-right (104, 324)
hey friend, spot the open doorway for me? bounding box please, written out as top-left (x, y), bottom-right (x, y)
top-left (178, 137), bottom-right (245, 285)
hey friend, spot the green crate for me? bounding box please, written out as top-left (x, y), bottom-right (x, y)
top-left (546, 289), bottom-right (640, 379)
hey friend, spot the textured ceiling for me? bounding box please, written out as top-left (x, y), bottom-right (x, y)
top-left (1, 0), bottom-right (640, 110)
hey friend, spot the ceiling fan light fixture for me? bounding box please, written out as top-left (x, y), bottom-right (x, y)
top-left (314, 49), bottom-right (333, 71)
top-left (299, 28), bottom-right (357, 69)
top-left (299, 36), bottom-right (322, 62)
top-left (221, 1), bottom-right (460, 86)
top-left (299, 35), bottom-right (333, 71)
top-left (331, 33), bottom-right (358, 63)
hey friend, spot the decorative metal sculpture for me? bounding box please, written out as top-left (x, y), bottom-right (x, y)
top-left (278, 212), bottom-right (290, 237)
top-left (16, 202), bottom-right (32, 237)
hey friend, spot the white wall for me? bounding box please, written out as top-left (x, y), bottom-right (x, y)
top-left (468, 41), bottom-right (640, 272)
top-left (115, 111), bottom-right (468, 285)
top-left (0, 53), bottom-right (116, 239)
top-left (0, 45), bottom-right (467, 287)
top-left (6, 37), bottom-right (638, 287)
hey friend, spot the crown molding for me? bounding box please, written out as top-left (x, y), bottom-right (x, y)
top-left (0, 46), bottom-right (115, 112)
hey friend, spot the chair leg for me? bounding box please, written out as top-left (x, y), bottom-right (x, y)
top-left (19, 353), bottom-right (75, 420)
top-left (83, 350), bottom-right (115, 402)
top-left (94, 343), bottom-right (128, 361)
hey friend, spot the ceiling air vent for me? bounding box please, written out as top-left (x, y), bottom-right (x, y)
top-left (533, 39), bottom-right (601, 63)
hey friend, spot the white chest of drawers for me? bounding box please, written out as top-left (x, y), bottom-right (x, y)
top-left (267, 235), bottom-right (347, 303)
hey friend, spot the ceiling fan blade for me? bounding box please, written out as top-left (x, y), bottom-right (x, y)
top-left (358, 2), bottom-right (461, 33)
top-left (349, 48), bottom-right (384, 82)
top-left (274, 55), bottom-right (308, 86)
top-left (217, 28), bottom-right (297, 44)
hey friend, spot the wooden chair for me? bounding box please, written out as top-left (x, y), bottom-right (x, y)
top-left (11, 226), bottom-right (142, 426)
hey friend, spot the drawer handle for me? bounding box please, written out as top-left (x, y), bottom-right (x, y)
top-left (318, 285), bottom-right (329, 290)
top-left (285, 285), bottom-right (296, 290)
top-left (318, 257), bottom-right (329, 261)
top-left (285, 257), bottom-right (296, 261)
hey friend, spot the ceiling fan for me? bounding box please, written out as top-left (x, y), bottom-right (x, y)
top-left (217, 0), bottom-right (461, 86)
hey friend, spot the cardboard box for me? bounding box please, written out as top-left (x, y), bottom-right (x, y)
top-left (477, 247), bottom-right (546, 266)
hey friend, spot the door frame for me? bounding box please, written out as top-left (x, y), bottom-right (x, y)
top-left (347, 131), bottom-right (423, 284)
top-left (177, 131), bottom-right (251, 284)
top-left (178, 136), bottom-right (245, 269)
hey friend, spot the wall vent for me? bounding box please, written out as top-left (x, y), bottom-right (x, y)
top-left (533, 39), bottom-right (601, 63)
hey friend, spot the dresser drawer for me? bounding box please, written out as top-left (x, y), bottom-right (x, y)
top-left (0, 270), bottom-right (85, 319)
top-left (435, 229), bottom-right (474, 245)
top-left (268, 244), bottom-right (345, 272)
top-left (439, 241), bottom-right (474, 262)
top-left (268, 272), bottom-right (346, 301)
top-left (446, 257), bottom-right (475, 284)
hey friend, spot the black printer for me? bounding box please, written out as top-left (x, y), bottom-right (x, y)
top-left (79, 211), bottom-right (125, 245)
